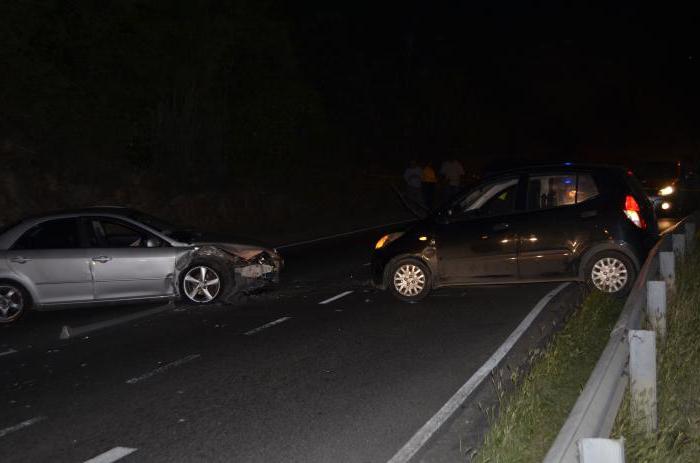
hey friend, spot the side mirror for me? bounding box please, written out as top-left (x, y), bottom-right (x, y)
top-left (145, 237), bottom-right (162, 248)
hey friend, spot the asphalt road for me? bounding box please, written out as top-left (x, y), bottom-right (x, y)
top-left (0, 227), bottom-right (589, 462)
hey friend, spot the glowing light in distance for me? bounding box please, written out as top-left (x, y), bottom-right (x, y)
top-left (658, 185), bottom-right (674, 196)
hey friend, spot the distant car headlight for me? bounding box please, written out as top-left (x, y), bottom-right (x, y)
top-left (375, 232), bottom-right (404, 250)
top-left (658, 185), bottom-right (674, 196)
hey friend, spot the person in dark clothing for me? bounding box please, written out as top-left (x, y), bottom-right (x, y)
top-left (421, 160), bottom-right (437, 209)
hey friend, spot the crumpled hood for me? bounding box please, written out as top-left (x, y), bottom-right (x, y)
top-left (191, 241), bottom-right (277, 261)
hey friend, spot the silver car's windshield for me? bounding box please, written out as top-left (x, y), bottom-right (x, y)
top-left (127, 211), bottom-right (199, 242)
top-left (128, 212), bottom-right (177, 233)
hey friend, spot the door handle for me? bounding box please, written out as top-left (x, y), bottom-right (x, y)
top-left (492, 223), bottom-right (510, 231)
top-left (92, 256), bottom-right (112, 263)
top-left (10, 256), bottom-right (31, 264)
top-left (580, 210), bottom-right (598, 218)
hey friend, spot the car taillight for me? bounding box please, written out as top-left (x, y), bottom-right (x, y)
top-left (624, 195), bottom-right (646, 229)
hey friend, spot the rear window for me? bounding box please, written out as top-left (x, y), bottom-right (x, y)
top-left (12, 218), bottom-right (81, 250)
top-left (526, 173), bottom-right (599, 211)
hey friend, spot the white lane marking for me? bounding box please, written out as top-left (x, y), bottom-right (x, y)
top-left (244, 317), bottom-right (291, 336)
top-left (275, 219), bottom-right (416, 249)
top-left (319, 290), bottom-right (354, 305)
top-left (60, 303), bottom-right (173, 339)
top-left (83, 447), bottom-right (137, 463)
top-left (0, 416), bottom-right (46, 438)
top-left (387, 282), bottom-right (571, 463)
top-left (0, 348), bottom-right (17, 357)
top-left (125, 354), bottom-right (201, 385)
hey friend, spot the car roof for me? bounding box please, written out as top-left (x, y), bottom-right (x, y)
top-left (18, 206), bottom-right (135, 222)
top-left (481, 162), bottom-right (625, 180)
top-left (1, 207), bottom-right (142, 235)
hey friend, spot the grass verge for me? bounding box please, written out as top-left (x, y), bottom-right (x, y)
top-left (473, 291), bottom-right (624, 463)
top-left (612, 245), bottom-right (700, 462)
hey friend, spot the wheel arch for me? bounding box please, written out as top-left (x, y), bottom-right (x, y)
top-left (178, 257), bottom-right (234, 303)
top-left (0, 274), bottom-right (37, 307)
top-left (0, 277), bottom-right (34, 323)
top-left (577, 242), bottom-right (641, 280)
top-left (382, 253), bottom-right (437, 289)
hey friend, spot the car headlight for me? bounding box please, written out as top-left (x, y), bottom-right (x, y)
top-left (658, 185), bottom-right (674, 196)
top-left (375, 232), bottom-right (404, 250)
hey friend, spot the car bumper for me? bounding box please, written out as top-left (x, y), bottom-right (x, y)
top-left (370, 252), bottom-right (389, 290)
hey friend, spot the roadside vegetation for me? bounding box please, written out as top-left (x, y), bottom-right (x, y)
top-left (612, 245), bottom-right (700, 462)
top-left (473, 291), bottom-right (624, 463)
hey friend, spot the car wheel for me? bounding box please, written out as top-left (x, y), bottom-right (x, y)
top-left (181, 261), bottom-right (226, 304)
top-left (585, 252), bottom-right (637, 298)
top-left (0, 281), bottom-right (30, 324)
top-left (388, 258), bottom-right (432, 302)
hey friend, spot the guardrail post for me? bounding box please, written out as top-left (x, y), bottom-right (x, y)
top-left (686, 223), bottom-right (696, 252)
top-left (646, 281), bottom-right (667, 341)
top-left (578, 438), bottom-right (625, 463)
top-left (659, 251), bottom-right (675, 290)
top-left (629, 330), bottom-right (657, 434)
top-left (673, 233), bottom-right (686, 258)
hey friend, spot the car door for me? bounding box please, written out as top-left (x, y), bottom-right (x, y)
top-left (517, 172), bottom-right (601, 279)
top-left (437, 176), bottom-right (522, 284)
top-left (6, 217), bottom-right (93, 305)
top-left (85, 217), bottom-right (178, 301)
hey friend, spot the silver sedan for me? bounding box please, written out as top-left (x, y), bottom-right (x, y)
top-left (0, 207), bottom-right (282, 323)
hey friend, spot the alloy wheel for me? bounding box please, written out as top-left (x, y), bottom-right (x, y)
top-left (393, 264), bottom-right (426, 297)
top-left (591, 257), bottom-right (628, 293)
top-left (183, 266), bottom-right (221, 303)
top-left (0, 285), bottom-right (24, 323)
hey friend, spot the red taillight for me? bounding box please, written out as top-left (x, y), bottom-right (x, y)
top-left (625, 195), bottom-right (640, 212)
top-left (624, 195), bottom-right (646, 229)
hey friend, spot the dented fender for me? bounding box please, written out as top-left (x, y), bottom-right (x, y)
top-left (174, 244), bottom-right (282, 302)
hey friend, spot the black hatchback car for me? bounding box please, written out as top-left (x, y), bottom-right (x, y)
top-left (372, 164), bottom-right (658, 301)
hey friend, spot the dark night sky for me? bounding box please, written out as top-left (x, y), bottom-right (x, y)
top-left (2, 1), bottom-right (700, 180)
top-left (283, 1), bottom-right (700, 165)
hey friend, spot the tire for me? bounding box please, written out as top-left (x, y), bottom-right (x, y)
top-left (180, 259), bottom-right (229, 304)
top-left (0, 280), bottom-right (31, 324)
top-left (388, 258), bottom-right (432, 302)
top-left (584, 251), bottom-right (637, 298)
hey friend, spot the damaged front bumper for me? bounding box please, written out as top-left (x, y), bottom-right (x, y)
top-left (234, 250), bottom-right (282, 291)
top-left (175, 244), bottom-right (283, 301)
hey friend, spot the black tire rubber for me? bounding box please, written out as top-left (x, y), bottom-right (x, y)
top-left (179, 259), bottom-right (232, 304)
top-left (584, 251), bottom-right (637, 298)
top-left (388, 257), bottom-right (432, 302)
top-left (0, 280), bottom-right (31, 324)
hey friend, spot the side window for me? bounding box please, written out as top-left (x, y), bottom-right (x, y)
top-left (12, 218), bottom-right (81, 250)
top-left (90, 219), bottom-right (158, 248)
top-left (480, 184), bottom-right (518, 217)
top-left (526, 173), bottom-right (599, 210)
top-left (450, 177), bottom-right (519, 218)
top-left (576, 174), bottom-right (599, 203)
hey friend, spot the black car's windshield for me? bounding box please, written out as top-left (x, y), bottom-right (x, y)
top-left (438, 177), bottom-right (518, 219)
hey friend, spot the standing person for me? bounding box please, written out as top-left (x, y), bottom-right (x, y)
top-left (403, 160), bottom-right (423, 207)
top-left (421, 160), bottom-right (438, 210)
top-left (439, 157), bottom-right (465, 200)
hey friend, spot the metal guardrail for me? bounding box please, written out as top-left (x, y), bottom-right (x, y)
top-left (543, 214), bottom-right (697, 463)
